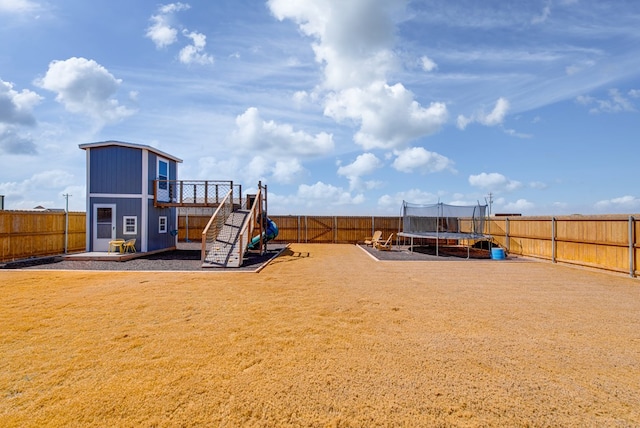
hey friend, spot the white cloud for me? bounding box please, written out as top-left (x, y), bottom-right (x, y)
top-left (476, 97), bottom-right (510, 126)
top-left (0, 78), bottom-right (42, 155)
top-left (268, 1), bottom-right (449, 155)
top-left (298, 181), bottom-right (364, 207)
top-left (0, 0), bottom-right (40, 13)
top-left (531, 4), bottom-right (551, 24)
top-left (468, 172), bottom-right (522, 192)
top-left (196, 156), bottom-right (242, 182)
top-left (242, 155), bottom-right (307, 185)
top-left (0, 169), bottom-right (75, 204)
top-left (272, 158), bottom-right (306, 184)
top-left (378, 188), bottom-right (438, 209)
top-left (232, 107), bottom-right (334, 157)
top-left (269, 181), bottom-right (364, 213)
top-left (159, 2), bottom-right (190, 14)
top-left (146, 3), bottom-right (213, 65)
top-left (324, 81), bottom-right (448, 150)
top-left (565, 59), bottom-right (595, 76)
top-left (529, 181), bottom-right (548, 190)
top-left (268, 0), bottom-right (403, 90)
top-left (337, 152), bottom-right (382, 177)
top-left (503, 128), bottom-right (532, 139)
top-left (244, 155), bottom-right (270, 183)
top-left (0, 126), bottom-right (37, 154)
top-left (35, 57), bottom-right (136, 123)
top-left (502, 199), bottom-right (534, 213)
top-left (146, 2), bottom-right (191, 49)
top-left (599, 89), bottom-right (635, 112)
top-left (179, 30), bottom-right (214, 65)
top-left (576, 89), bottom-right (636, 114)
top-left (595, 195), bottom-right (640, 210)
top-left (0, 78), bottom-right (42, 126)
top-left (629, 89), bottom-right (640, 98)
top-left (337, 152), bottom-right (383, 190)
top-left (457, 97), bottom-right (510, 130)
top-left (420, 55), bottom-right (437, 72)
top-left (392, 147), bottom-right (455, 174)
top-left (575, 94), bottom-right (594, 105)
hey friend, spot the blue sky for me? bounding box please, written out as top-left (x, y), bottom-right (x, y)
top-left (1, 0), bottom-right (639, 215)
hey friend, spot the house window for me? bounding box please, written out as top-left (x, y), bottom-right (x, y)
top-left (158, 159), bottom-right (168, 190)
top-left (123, 216), bottom-right (137, 235)
top-left (159, 216), bottom-right (167, 233)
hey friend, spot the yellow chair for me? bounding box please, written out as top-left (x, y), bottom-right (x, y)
top-left (364, 230), bottom-right (383, 246)
top-left (108, 239), bottom-right (125, 253)
top-left (122, 238), bottom-right (136, 253)
top-left (375, 233), bottom-right (393, 251)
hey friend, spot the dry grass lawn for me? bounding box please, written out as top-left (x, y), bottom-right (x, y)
top-left (1, 244), bottom-right (640, 427)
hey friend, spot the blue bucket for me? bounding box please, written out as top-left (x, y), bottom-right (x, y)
top-left (491, 248), bottom-right (505, 260)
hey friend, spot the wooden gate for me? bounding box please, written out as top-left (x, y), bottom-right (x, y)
top-left (306, 216), bottom-right (334, 243)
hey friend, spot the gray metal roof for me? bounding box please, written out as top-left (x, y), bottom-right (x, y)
top-left (78, 140), bottom-right (183, 163)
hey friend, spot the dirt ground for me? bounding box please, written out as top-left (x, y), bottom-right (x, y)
top-left (1, 244), bottom-right (639, 427)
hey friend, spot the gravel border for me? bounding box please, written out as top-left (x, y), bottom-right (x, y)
top-left (357, 243), bottom-right (522, 261)
top-left (2, 244), bottom-right (290, 272)
top-left (2, 243), bottom-right (522, 271)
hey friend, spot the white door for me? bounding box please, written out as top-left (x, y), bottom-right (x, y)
top-left (93, 204), bottom-right (116, 251)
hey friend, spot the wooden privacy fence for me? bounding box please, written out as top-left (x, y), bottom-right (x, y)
top-left (270, 215), bottom-right (400, 244)
top-left (2, 211), bottom-right (639, 278)
top-left (487, 215), bottom-right (639, 278)
top-left (0, 211), bottom-right (86, 262)
top-left (178, 215), bottom-right (401, 244)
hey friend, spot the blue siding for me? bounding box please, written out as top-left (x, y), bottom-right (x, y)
top-left (87, 197), bottom-right (142, 248)
top-left (148, 152), bottom-right (157, 185)
top-left (147, 152), bottom-right (177, 190)
top-left (85, 142), bottom-right (179, 252)
top-left (147, 200), bottom-right (177, 251)
top-left (89, 146), bottom-right (142, 194)
top-left (170, 161), bottom-right (178, 181)
top-left (115, 198), bottom-right (144, 244)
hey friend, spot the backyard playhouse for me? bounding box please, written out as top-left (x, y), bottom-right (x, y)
top-left (79, 140), bottom-right (276, 267)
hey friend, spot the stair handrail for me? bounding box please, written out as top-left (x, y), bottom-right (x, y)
top-left (237, 186), bottom-right (263, 258)
top-left (201, 189), bottom-right (234, 262)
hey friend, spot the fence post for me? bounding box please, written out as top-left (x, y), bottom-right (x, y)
top-left (630, 216), bottom-right (635, 278)
top-left (505, 218), bottom-right (510, 252)
top-left (372, 215), bottom-right (375, 238)
top-left (64, 194), bottom-right (70, 254)
top-left (552, 217), bottom-right (556, 263)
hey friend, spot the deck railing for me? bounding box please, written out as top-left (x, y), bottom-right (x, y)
top-left (154, 180), bottom-right (241, 207)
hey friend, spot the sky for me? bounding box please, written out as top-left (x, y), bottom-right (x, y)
top-left (1, 0), bottom-right (640, 216)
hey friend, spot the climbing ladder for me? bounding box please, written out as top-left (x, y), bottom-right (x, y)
top-left (202, 210), bottom-right (249, 267)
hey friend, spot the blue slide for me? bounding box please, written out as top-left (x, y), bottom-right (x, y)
top-left (248, 217), bottom-right (278, 250)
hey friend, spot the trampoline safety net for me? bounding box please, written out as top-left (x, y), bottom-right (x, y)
top-left (401, 201), bottom-right (488, 237)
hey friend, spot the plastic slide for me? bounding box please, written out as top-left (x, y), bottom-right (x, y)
top-left (248, 217), bottom-right (279, 250)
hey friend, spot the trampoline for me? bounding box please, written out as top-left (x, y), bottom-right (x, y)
top-left (397, 201), bottom-right (491, 258)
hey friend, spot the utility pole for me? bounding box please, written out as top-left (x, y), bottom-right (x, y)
top-left (486, 192), bottom-right (493, 217)
top-left (485, 192), bottom-right (494, 235)
top-left (63, 193), bottom-right (71, 253)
